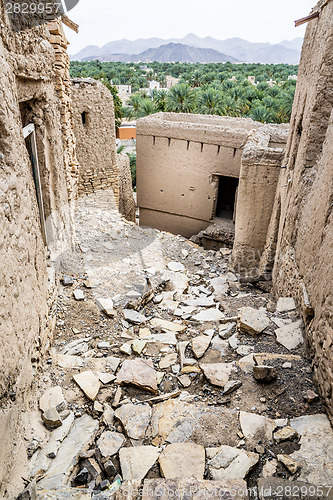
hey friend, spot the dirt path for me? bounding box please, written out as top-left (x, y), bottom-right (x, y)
top-left (20, 193), bottom-right (333, 500)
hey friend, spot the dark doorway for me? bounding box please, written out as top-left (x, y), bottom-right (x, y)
top-left (216, 175), bottom-right (239, 220)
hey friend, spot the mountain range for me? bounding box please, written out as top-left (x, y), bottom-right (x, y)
top-left (81, 43), bottom-right (239, 64)
top-left (71, 33), bottom-right (303, 65)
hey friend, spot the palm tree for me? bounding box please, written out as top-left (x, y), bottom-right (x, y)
top-left (153, 90), bottom-right (168, 112)
top-left (250, 105), bottom-right (274, 123)
top-left (127, 94), bottom-right (142, 114)
top-left (137, 99), bottom-right (156, 117)
top-left (197, 87), bottom-right (224, 115)
top-left (166, 83), bottom-right (197, 113)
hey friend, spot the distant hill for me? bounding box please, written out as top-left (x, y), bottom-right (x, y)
top-left (82, 43), bottom-right (238, 64)
top-left (71, 34), bottom-right (303, 65)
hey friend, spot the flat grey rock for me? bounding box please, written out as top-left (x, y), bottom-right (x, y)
top-left (240, 412), bottom-right (276, 446)
top-left (97, 431), bottom-right (125, 457)
top-left (119, 446), bottom-right (161, 480)
top-left (159, 443), bottom-right (205, 480)
top-left (275, 320), bottom-right (304, 350)
top-left (38, 415), bottom-right (99, 490)
top-left (238, 307), bottom-right (270, 335)
top-left (116, 359), bottom-right (158, 394)
top-left (207, 445), bottom-right (259, 480)
top-left (123, 309), bottom-right (147, 324)
top-left (73, 371), bottom-right (101, 401)
top-left (115, 403), bottom-right (152, 440)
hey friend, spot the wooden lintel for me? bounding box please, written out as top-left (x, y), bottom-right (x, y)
top-left (61, 14), bottom-right (79, 33)
top-left (295, 12), bottom-right (320, 27)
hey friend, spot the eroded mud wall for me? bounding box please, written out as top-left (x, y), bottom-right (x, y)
top-left (71, 79), bottom-right (119, 206)
top-left (271, 0), bottom-right (333, 418)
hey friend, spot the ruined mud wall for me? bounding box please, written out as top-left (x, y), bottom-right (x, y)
top-left (0, 5), bottom-right (76, 495)
top-left (231, 125), bottom-right (288, 277)
top-left (268, 0), bottom-right (333, 419)
top-left (117, 153), bottom-right (136, 223)
top-left (71, 79), bottom-right (119, 206)
top-left (137, 113), bottom-right (260, 238)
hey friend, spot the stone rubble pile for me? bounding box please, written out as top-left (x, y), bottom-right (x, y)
top-left (19, 199), bottom-right (333, 499)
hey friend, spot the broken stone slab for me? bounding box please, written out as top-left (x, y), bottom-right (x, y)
top-left (105, 356), bottom-right (122, 373)
top-left (177, 375), bottom-right (192, 388)
top-left (62, 337), bottom-right (91, 355)
top-left (277, 454), bottom-right (301, 475)
top-left (73, 289), bottom-right (85, 301)
top-left (142, 479), bottom-right (249, 500)
top-left (192, 308), bottom-right (225, 322)
top-left (119, 446), bottom-right (161, 481)
top-left (145, 332), bottom-right (178, 345)
top-left (223, 380), bottom-right (242, 396)
top-left (115, 403), bottom-right (152, 440)
top-left (123, 309), bottom-right (147, 325)
top-left (238, 307), bottom-right (270, 335)
top-left (61, 275), bottom-right (74, 286)
top-left (182, 296), bottom-right (215, 308)
top-left (29, 413), bottom-right (75, 479)
top-left (73, 371), bottom-right (101, 401)
top-left (159, 443), bottom-right (205, 480)
top-left (168, 261), bottom-right (185, 273)
top-left (115, 359), bottom-right (158, 394)
top-left (275, 320), bottom-right (304, 350)
top-left (99, 373), bottom-right (116, 385)
top-left (219, 322), bottom-right (236, 339)
top-left (191, 335), bottom-right (212, 359)
top-left (237, 353), bottom-right (255, 374)
top-left (159, 353), bottom-right (178, 369)
top-left (149, 398), bottom-right (239, 448)
top-left (274, 426), bottom-right (298, 443)
top-left (37, 414), bottom-right (99, 490)
top-left (289, 414), bottom-right (333, 485)
top-left (253, 353), bottom-right (302, 365)
top-left (42, 408), bottom-right (62, 429)
top-left (253, 365), bottom-right (277, 383)
top-left (131, 339), bottom-right (147, 355)
top-left (236, 345), bottom-right (254, 356)
top-left (228, 334), bottom-right (240, 351)
top-left (239, 412), bottom-right (276, 446)
top-left (96, 298), bottom-right (116, 317)
top-left (200, 363), bottom-right (234, 388)
top-left (150, 318), bottom-right (185, 332)
top-left (276, 297), bottom-right (296, 313)
top-left (97, 431), bottom-right (126, 458)
top-left (262, 458), bottom-right (278, 478)
top-left (207, 445), bottom-right (259, 480)
top-left (40, 387), bottom-right (65, 414)
top-left (120, 343), bottom-right (132, 356)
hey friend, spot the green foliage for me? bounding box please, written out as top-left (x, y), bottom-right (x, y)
top-left (70, 60), bottom-right (298, 125)
top-left (100, 79), bottom-right (123, 128)
top-left (127, 152), bottom-right (137, 188)
top-left (166, 83), bottom-right (197, 113)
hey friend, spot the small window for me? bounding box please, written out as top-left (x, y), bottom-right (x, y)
top-left (81, 111), bottom-right (87, 125)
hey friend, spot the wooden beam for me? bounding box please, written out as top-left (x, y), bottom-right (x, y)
top-left (61, 15), bottom-right (79, 33)
top-left (295, 12), bottom-right (320, 27)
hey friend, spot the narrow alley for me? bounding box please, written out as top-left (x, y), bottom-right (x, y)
top-left (22, 191), bottom-right (333, 499)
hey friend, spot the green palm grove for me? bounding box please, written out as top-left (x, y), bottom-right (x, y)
top-left (70, 61), bottom-right (298, 124)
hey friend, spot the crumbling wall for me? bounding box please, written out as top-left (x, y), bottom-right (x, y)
top-left (0, 5), bottom-right (76, 495)
top-left (268, 0), bottom-right (333, 419)
top-left (71, 78), bottom-right (119, 206)
top-left (137, 113), bottom-right (261, 238)
top-left (117, 153), bottom-right (136, 223)
top-left (231, 125), bottom-right (288, 277)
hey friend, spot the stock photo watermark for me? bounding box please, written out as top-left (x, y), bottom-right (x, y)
top-left (5, 0), bottom-right (80, 31)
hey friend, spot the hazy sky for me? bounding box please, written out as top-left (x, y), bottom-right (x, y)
top-left (65, 0), bottom-right (316, 55)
